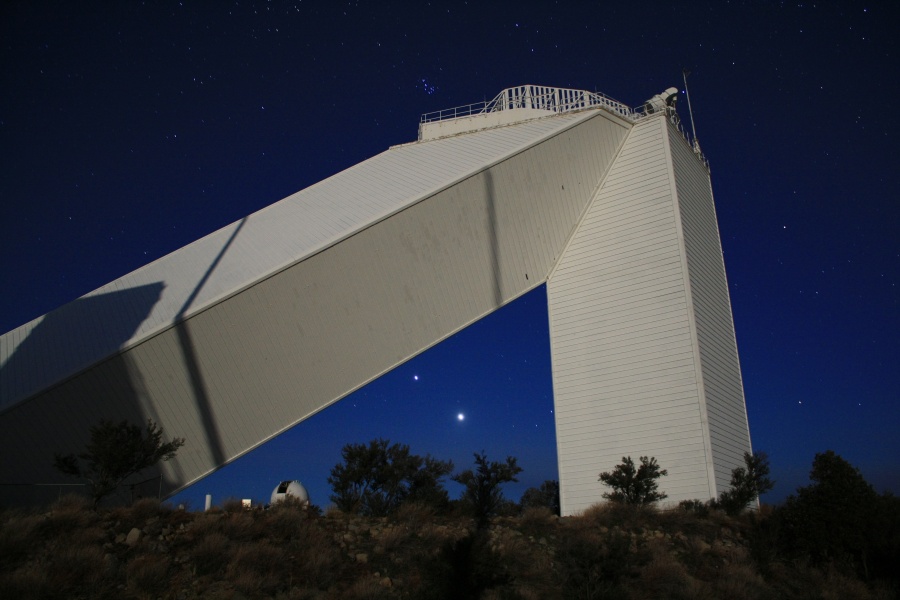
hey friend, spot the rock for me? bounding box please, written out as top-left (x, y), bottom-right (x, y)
top-left (115, 533), bottom-right (126, 544)
top-left (125, 527), bottom-right (142, 546)
top-left (380, 577), bottom-right (392, 588)
top-left (356, 553), bottom-right (368, 564)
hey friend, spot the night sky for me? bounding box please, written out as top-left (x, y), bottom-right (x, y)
top-left (2, 1), bottom-right (897, 509)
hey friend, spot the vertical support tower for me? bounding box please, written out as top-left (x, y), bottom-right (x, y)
top-left (547, 113), bottom-right (750, 515)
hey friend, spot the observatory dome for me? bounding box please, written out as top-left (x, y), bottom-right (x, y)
top-left (270, 480), bottom-right (310, 506)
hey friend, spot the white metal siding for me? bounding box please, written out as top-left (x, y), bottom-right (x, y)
top-left (0, 111), bottom-right (604, 412)
top-left (667, 123), bottom-right (751, 493)
top-left (0, 110), bottom-right (631, 497)
top-left (547, 115), bottom-right (715, 515)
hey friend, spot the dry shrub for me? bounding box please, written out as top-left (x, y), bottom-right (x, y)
top-left (287, 526), bottom-right (344, 589)
top-left (74, 527), bottom-right (110, 554)
top-left (417, 518), bottom-right (471, 548)
top-left (711, 562), bottom-right (767, 600)
top-left (578, 501), bottom-right (660, 533)
top-left (519, 505), bottom-right (557, 539)
top-left (226, 540), bottom-right (286, 596)
top-left (37, 502), bottom-right (96, 539)
top-left (0, 563), bottom-right (54, 600)
top-left (193, 579), bottom-right (238, 599)
top-left (678, 578), bottom-right (717, 600)
top-left (127, 553), bottom-right (170, 597)
top-left (393, 501), bottom-right (437, 528)
top-left (50, 492), bottom-right (92, 513)
top-left (187, 512), bottom-right (225, 540)
top-left (406, 531), bottom-right (512, 599)
top-left (631, 541), bottom-right (692, 600)
top-left (131, 497), bottom-right (164, 519)
top-left (678, 536), bottom-right (720, 580)
top-left (492, 531), bottom-right (556, 597)
top-left (711, 541), bottom-right (753, 567)
top-left (105, 497), bottom-right (163, 531)
top-left (0, 512), bottom-right (41, 568)
top-left (163, 505), bottom-right (195, 529)
top-left (261, 504), bottom-right (307, 541)
top-left (192, 532), bottom-right (232, 576)
top-left (817, 567), bottom-right (877, 600)
top-left (47, 543), bottom-right (107, 593)
top-left (222, 511), bottom-right (257, 541)
top-left (656, 507), bottom-right (720, 539)
top-left (377, 523), bottom-right (411, 553)
top-left (342, 576), bottom-right (392, 600)
top-left (222, 497), bottom-right (246, 513)
top-left (555, 527), bottom-right (643, 600)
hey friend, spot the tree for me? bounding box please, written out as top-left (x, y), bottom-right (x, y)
top-left (717, 451), bottom-right (775, 516)
top-left (778, 450), bottom-right (879, 577)
top-left (328, 438), bottom-right (453, 516)
top-left (520, 480), bottom-right (561, 516)
top-left (599, 456), bottom-right (668, 505)
top-left (453, 451), bottom-right (523, 525)
top-left (54, 419), bottom-right (184, 507)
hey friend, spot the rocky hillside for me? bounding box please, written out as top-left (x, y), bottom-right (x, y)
top-left (0, 495), bottom-right (892, 599)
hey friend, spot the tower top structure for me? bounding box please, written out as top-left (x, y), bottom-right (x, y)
top-left (417, 84), bottom-right (704, 167)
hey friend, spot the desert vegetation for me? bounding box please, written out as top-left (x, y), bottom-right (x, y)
top-left (2, 487), bottom-right (897, 599)
top-left (54, 419), bottom-right (185, 508)
top-left (15, 433), bottom-right (895, 598)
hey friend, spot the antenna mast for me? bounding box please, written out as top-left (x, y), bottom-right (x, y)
top-left (682, 68), bottom-right (701, 154)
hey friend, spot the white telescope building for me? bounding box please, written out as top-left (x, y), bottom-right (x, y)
top-left (0, 84), bottom-right (751, 514)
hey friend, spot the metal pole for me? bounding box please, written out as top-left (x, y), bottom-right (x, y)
top-left (682, 69), bottom-right (700, 152)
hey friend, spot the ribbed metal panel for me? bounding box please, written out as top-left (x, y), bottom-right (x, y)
top-left (667, 123), bottom-right (751, 493)
top-left (0, 111), bottom-right (601, 412)
top-left (0, 109), bottom-right (632, 498)
top-left (547, 115), bottom-right (717, 515)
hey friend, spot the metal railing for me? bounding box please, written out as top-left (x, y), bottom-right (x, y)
top-left (420, 84), bottom-right (633, 124)
top-left (419, 84), bottom-right (708, 168)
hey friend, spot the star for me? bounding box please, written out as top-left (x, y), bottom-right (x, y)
top-left (457, 413), bottom-right (465, 422)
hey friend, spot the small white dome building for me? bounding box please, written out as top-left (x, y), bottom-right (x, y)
top-left (270, 480), bottom-right (310, 506)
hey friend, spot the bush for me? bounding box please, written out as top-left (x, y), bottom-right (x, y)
top-left (599, 456), bottom-right (668, 505)
top-left (453, 452), bottom-right (523, 526)
top-left (556, 527), bottom-right (644, 599)
top-left (328, 439), bottom-right (453, 516)
top-left (54, 419), bottom-right (184, 507)
top-left (191, 532), bottom-right (231, 576)
top-left (226, 541), bottom-right (286, 596)
top-left (716, 452), bottom-right (774, 516)
top-left (679, 499), bottom-right (710, 518)
top-left (520, 479), bottom-right (561, 516)
top-left (127, 554), bottom-right (170, 597)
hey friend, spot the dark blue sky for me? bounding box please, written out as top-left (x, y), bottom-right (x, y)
top-left (2, 1), bottom-right (897, 508)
